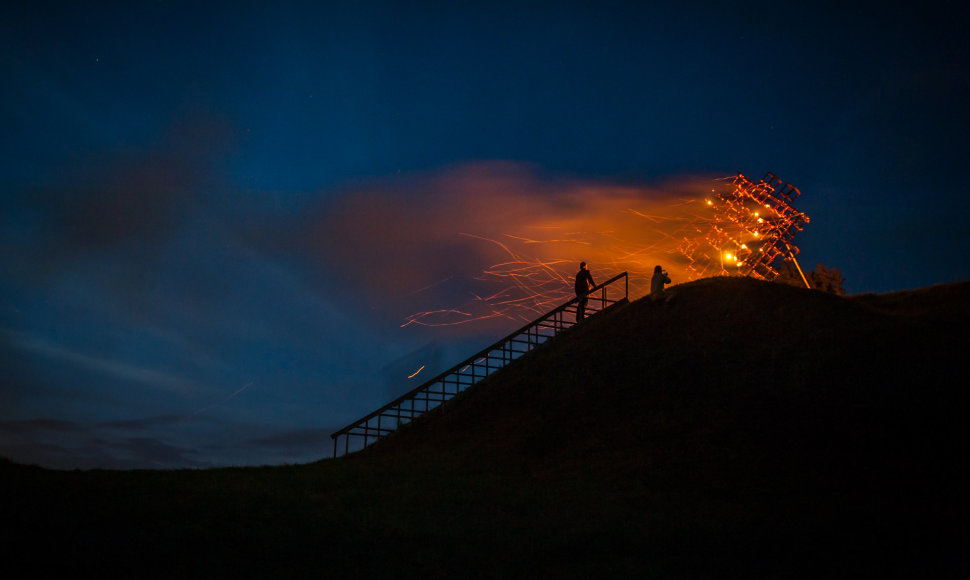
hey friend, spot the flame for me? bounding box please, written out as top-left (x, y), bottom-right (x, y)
top-left (306, 164), bottom-right (808, 335)
top-left (399, 171), bottom-right (809, 329)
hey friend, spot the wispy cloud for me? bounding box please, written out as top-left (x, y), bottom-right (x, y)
top-left (1, 329), bottom-right (192, 393)
top-left (0, 414), bottom-right (333, 469)
top-left (0, 417), bottom-right (207, 469)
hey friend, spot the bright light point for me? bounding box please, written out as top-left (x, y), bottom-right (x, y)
top-left (407, 365), bottom-right (426, 379)
top-left (411, 170), bottom-right (810, 330)
top-left (677, 172), bottom-right (808, 286)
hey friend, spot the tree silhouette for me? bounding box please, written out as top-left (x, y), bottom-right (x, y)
top-left (809, 263), bottom-right (846, 295)
top-left (775, 261), bottom-right (846, 295)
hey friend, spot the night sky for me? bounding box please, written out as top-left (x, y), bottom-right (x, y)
top-left (3, 2), bottom-right (968, 469)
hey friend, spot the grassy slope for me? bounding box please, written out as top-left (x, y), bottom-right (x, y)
top-left (3, 277), bottom-right (968, 578)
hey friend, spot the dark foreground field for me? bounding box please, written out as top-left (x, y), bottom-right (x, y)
top-left (3, 277), bottom-right (968, 578)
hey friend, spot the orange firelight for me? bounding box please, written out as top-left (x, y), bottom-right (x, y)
top-left (392, 168), bottom-right (810, 331)
top-left (690, 172), bottom-right (809, 281)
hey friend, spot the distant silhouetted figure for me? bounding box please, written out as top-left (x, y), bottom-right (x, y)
top-left (651, 265), bottom-right (671, 303)
top-left (574, 261), bottom-right (596, 322)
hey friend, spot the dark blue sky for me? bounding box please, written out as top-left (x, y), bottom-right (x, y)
top-left (2, 2), bottom-right (968, 468)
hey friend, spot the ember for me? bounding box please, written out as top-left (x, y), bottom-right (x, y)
top-left (398, 169), bottom-right (811, 330)
top-left (683, 172), bottom-right (810, 285)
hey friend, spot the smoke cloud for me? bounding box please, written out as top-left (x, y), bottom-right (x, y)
top-left (286, 162), bottom-right (720, 335)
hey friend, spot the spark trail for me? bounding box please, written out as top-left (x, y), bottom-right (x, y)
top-left (191, 381), bottom-right (254, 416)
top-left (402, 171), bottom-right (809, 329)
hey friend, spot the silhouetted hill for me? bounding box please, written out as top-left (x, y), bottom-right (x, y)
top-left (3, 277), bottom-right (968, 578)
top-left (362, 277), bottom-right (970, 573)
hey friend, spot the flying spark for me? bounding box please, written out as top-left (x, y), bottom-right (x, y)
top-left (191, 381), bottom-right (254, 416)
top-left (397, 170), bottom-right (809, 330)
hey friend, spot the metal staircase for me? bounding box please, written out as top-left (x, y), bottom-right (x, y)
top-left (331, 272), bottom-right (629, 457)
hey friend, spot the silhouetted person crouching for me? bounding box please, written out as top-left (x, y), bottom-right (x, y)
top-left (575, 261), bottom-right (596, 322)
top-left (651, 265), bottom-right (671, 303)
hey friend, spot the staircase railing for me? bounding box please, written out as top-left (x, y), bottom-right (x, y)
top-left (331, 272), bottom-right (629, 457)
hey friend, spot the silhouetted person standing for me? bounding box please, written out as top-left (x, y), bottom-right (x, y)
top-left (574, 261), bottom-right (596, 322)
top-left (651, 265), bottom-right (671, 303)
